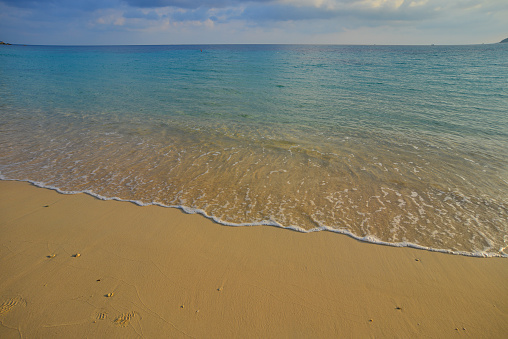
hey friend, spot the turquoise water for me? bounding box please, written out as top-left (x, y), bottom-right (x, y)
top-left (1, 44), bottom-right (507, 256)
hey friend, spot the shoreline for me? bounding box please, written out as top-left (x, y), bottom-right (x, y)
top-left (1, 180), bottom-right (507, 337)
top-left (1, 178), bottom-right (503, 258)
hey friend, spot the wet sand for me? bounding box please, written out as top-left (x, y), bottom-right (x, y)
top-left (0, 180), bottom-right (507, 338)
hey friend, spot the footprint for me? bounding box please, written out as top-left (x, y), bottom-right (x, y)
top-left (0, 297), bottom-right (24, 315)
top-left (96, 311), bottom-right (108, 321)
top-left (114, 312), bottom-right (137, 327)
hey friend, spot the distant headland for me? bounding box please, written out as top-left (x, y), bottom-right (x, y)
top-left (500, 38), bottom-right (508, 43)
top-left (0, 41), bottom-right (12, 45)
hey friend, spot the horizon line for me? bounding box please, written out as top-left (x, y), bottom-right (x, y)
top-left (2, 42), bottom-right (504, 47)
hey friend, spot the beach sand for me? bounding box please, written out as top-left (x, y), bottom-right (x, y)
top-left (0, 180), bottom-right (506, 338)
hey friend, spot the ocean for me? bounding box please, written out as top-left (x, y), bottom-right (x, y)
top-left (1, 44), bottom-right (507, 257)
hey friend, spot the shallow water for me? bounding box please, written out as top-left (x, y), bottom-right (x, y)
top-left (1, 44), bottom-right (507, 256)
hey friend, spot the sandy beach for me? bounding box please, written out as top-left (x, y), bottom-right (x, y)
top-left (0, 180), bottom-right (506, 338)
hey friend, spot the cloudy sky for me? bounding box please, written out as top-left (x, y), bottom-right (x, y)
top-left (1, 0), bottom-right (506, 45)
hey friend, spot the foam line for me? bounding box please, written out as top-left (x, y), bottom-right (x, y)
top-left (1, 176), bottom-right (506, 258)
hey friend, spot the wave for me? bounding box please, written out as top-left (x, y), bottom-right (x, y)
top-left (2, 176), bottom-right (505, 258)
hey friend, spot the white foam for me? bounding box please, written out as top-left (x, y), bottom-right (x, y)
top-left (0, 175), bottom-right (506, 259)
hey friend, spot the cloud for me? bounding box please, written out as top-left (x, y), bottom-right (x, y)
top-left (1, 0), bottom-right (121, 11)
top-left (1, 0), bottom-right (507, 45)
top-left (125, 0), bottom-right (220, 9)
top-left (238, 4), bottom-right (334, 22)
top-left (235, 0), bottom-right (443, 23)
top-left (123, 8), bottom-right (160, 20)
top-left (124, 0), bottom-right (275, 9)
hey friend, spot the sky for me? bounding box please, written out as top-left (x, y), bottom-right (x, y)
top-left (1, 0), bottom-right (507, 45)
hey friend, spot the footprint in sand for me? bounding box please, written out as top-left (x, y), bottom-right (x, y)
top-left (96, 311), bottom-right (108, 321)
top-left (114, 312), bottom-right (137, 327)
top-left (0, 297), bottom-right (24, 315)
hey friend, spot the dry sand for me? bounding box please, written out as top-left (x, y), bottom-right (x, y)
top-left (0, 180), bottom-right (507, 338)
